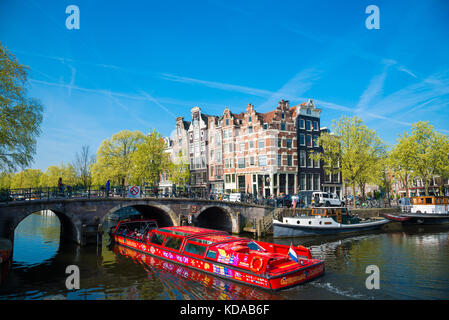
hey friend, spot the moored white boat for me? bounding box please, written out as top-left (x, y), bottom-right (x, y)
top-left (273, 207), bottom-right (390, 238)
top-left (383, 196), bottom-right (449, 225)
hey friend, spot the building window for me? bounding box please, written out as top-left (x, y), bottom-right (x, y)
top-left (313, 135), bottom-right (319, 147)
top-left (239, 142), bottom-right (245, 151)
top-left (238, 158), bottom-right (245, 168)
top-left (300, 151), bottom-right (306, 167)
top-left (307, 109), bottom-right (311, 115)
top-left (313, 121), bottom-right (319, 131)
top-left (286, 139), bottom-right (292, 149)
top-left (248, 116), bottom-right (252, 123)
top-left (287, 155), bottom-right (292, 166)
top-left (300, 174), bottom-right (306, 191)
top-left (258, 139), bottom-right (265, 149)
top-left (278, 139), bottom-right (282, 148)
top-left (225, 119), bottom-right (229, 126)
top-left (281, 122), bottom-right (286, 130)
top-left (249, 141), bottom-right (254, 149)
top-left (313, 174), bottom-right (320, 191)
top-left (306, 120), bottom-right (311, 131)
top-left (263, 123), bottom-right (268, 130)
top-left (314, 158), bottom-right (320, 168)
top-left (281, 113), bottom-right (285, 119)
top-left (225, 174), bottom-right (231, 183)
top-left (299, 133), bottom-right (305, 146)
top-left (306, 135), bottom-right (312, 147)
top-left (299, 119), bottom-right (305, 129)
top-left (250, 156), bottom-right (255, 166)
top-left (210, 150), bottom-right (214, 160)
top-left (248, 126), bottom-right (253, 134)
top-left (258, 155), bottom-right (267, 166)
top-left (277, 154), bottom-right (282, 166)
top-left (306, 174), bottom-right (313, 190)
top-left (307, 152), bottom-right (313, 168)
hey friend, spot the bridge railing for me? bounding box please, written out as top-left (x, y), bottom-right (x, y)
top-left (0, 186), bottom-right (301, 208)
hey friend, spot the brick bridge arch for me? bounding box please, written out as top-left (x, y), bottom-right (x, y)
top-left (0, 198), bottom-right (272, 246)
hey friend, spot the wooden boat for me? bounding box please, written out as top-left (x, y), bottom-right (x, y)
top-left (109, 220), bottom-right (325, 291)
top-left (383, 196), bottom-right (449, 225)
top-left (0, 238), bottom-right (12, 264)
top-left (273, 207), bottom-right (390, 238)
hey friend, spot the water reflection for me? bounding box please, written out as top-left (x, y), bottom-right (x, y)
top-left (0, 213), bottom-right (448, 300)
top-left (13, 211), bottom-right (60, 268)
top-left (111, 244), bottom-right (279, 300)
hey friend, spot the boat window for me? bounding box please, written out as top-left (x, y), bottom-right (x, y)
top-left (297, 220), bottom-right (300, 224)
top-left (164, 235), bottom-right (183, 251)
top-left (247, 241), bottom-right (266, 252)
top-left (425, 198), bottom-right (432, 204)
top-left (206, 250), bottom-right (217, 260)
top-left (184, 242), bottom-right (207, 256)
top-left (150, 233), bottom-right (165, 246)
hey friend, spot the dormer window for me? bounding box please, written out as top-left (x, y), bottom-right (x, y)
top-left (307, 108), bottom-right (312, 115)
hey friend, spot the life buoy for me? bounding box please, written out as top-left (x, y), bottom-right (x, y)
top-left (250, 256), bottom-right (264, 273)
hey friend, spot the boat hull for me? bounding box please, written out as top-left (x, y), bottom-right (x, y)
top-left (273, 219), bottom-right (390, 238)
top-left (384, 213), bottom-right (449, 225)
top-left (111, 234), bottom-right (324, 291)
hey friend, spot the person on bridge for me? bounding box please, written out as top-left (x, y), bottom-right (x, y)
top-left (58, 177), bottom-right (65, 196)
top-left (105, 180), bottom-right (110, 197)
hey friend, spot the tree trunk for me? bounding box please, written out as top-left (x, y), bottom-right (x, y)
top-left (352, 182), bottom-right (357, 208)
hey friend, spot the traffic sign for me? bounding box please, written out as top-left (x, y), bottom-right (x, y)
top-left (128, 186), bottom-right (141, 198)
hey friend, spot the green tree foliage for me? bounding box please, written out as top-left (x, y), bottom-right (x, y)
top-left (10, 169), bottom-right (43, 189)
top-left (39, 163), bottom-right (77, 187)
top-left (0, 43), bottom-right (44, 171)
top-left (318, 116), bottom-right (385, 206)
top-left (400, 121), bottom-right (449, 196)
top-left (131, 130), bottom-right (170, 187)
top-left (0, 172), bottom-right (13, 189)
top-left (168, 151), bottom-right (190, 188)
top-left (389, 131), bottom-right (416, 197)
top-left (91, 130), bottom-right (145, 186)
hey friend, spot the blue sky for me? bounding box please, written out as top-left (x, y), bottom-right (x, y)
top-left (1, 0), bottom-right (449, 171)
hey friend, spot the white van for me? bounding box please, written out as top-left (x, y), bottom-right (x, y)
top-left (312, 192), bottom-right (344, 207)
top-left (229, 193), bottom-right (242, 202)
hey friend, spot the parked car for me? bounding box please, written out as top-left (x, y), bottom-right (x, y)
top-left (312, 192), bottom-right (344, 207)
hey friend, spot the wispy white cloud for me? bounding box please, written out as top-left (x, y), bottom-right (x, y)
top-left (356, 65), bottom-right (390, 113)
top-left (159, 73), bottom-right (274, 98)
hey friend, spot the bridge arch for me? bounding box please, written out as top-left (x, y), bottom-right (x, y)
top-left (103, 202), bottom-right (178, 228)
top-left (5, 207), bottom-right (79, 256)
top-left (195, 205), bottom-right (235, 233)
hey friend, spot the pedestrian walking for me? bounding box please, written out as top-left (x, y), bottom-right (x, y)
top-left (105, 179), bottom-right (110, 197)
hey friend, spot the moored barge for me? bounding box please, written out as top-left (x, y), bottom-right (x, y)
top-left (109, 220), bottom-right (325, 290)
top-left (384, 196), bottom-right (449, 225)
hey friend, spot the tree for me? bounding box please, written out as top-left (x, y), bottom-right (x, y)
top-left (10, 169), bottom-right (43, 189)
top-left (39, 163), bottom-right (77, 187)
top-left (0, 172), bottom-right (12, 189)
top-left (73, 145), bottom-right (95, 188)
top-left (389, 132), bottom-right (416, 198)
top-left (131, 130), bottom-right (170, 187)
top-left (168, 151), bottom-right (190, 189)
top-left (320, 116), bottom-right (385, 207)
top-left (91, 130), bottom-right (145, 186)
top-left (0, 43), bottom-right (44, 171)
top-left (310, 131), bottom-right (341, 181)
top-left (404, 121), bottom-right (449, 196)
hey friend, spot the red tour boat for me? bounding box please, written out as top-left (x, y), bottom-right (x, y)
top-left (110, 220), bottom-right (325, 290)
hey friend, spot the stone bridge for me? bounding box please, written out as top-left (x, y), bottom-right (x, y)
top-left (0, 197), bottom-right (273, 246)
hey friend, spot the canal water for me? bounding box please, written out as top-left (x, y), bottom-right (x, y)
top-left (0, 211), bottom-right (448, 300)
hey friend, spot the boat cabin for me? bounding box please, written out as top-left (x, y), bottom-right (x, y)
top-left (112, 224), bottom-right (314, 275)
top-left (310, 207), bottom-right (353, 223)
